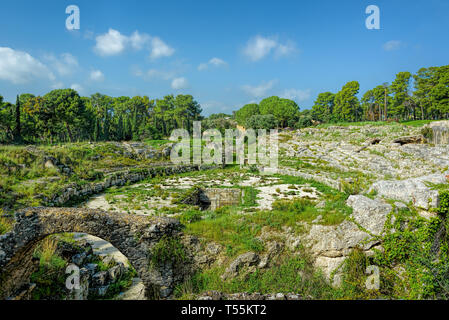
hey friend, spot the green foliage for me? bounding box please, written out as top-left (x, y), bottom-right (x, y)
top-left (1, 90), bottom-right (203, 144)
top-left (334, 81), bottom-right (361, 122)
top-left (88, 266), bottom-right (138, 300)
top-left (0, 209), bottom-right (12, 235)
top-left (171, 185), bottom-right (202, 205)
top-left (364, 197), bottom-right (449, 299)
top-left (179, 209), bottom-right (203, 224)
top-left (336, 248), bottom-right (381, 299)
top-left (259, 96), bottom-right (299, 127)
top-left (241, 186), bottom-right (259, 207)
top-left (310, 64), bottom-right (449, 125)
top-left (30, 238), bottom-right (68, 300)
top-left (439, 191), bottom-right (449, 215)
top-left (311, 92), bottom-right (335, 122)
top-left (150, 235), bottom-right (188, 268)
top-left (174, 254), bottom-right (337, 299)
top-left (339, 175), bottom-right (368, 195)
top-left (245, 114), bottom-right (278, 129)
top-left (235, 104), bottom-right (260, 126)
top-left (421, 127), bottom-right (434, 141)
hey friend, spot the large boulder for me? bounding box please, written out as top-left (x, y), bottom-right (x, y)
top-left (302, 195), bottom-right (392, 283)
top-left (369, 174), bottom-right (447, 210)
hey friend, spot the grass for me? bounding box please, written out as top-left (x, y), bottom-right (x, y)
top-left (143, 139), bottom-right (171, 148)
top-left (314, 119), bottom-right (436, 129)
top-left (175, 252), bottom-right (347, 299)
top-left (150, 235), bottom-right (188, 268)
top-left (0, 209), bottom-right (12, 235)
top-left (0, 141), bottom-right (172, 210)
top-left (31, 237), bottom-right (68, 300)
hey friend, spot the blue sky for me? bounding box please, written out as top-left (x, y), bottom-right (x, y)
top-left (0, 0), bottom-right (448, 115)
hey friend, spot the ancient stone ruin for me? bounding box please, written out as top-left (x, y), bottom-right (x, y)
top-left (200, 188), bottom-right (242, 211)
top-left (0, 207), bottom-right (187, 300)
top-left (428, 121), bottom-right (449, 145)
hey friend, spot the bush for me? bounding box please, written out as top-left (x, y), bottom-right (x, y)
top-left (438, 191), bottom-right (449, 215)
top-left (294, 115), bottom-right (313, 129)
top-left (245, 114), bottom-right (278, 130)
top-left (150, 235), bottom-right (188, 268)
top-left (421, 127), bottom-right (434, 141)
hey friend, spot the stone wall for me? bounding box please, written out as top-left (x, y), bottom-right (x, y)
top-left (201, 188), bottom-right (242, 210)
top-left (429, 121), bottom-right (449, 145)
top-left (0, 207), bottom-right (186, 300)
top-left (45, 164), bottom-right (215, 207)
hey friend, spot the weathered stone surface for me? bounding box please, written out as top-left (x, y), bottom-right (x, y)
top-left (428, 121), bottom-right (449, 145)
top-left (393, 135), bottom-right (424, 145)
top-left (202, 188), bottom-right (242, 211)
top-left (347, 195), bottom-right (392, 235)
top-left (221, 252), bottom-right (259, 280)
top-left (66, 267), bottom-right (90, 300)
top-left (369, 174), bottom-right (447, 209)
top-left (0, 207), bottom-right (184, 300)
top-left (108, 263), bottom-right (125, 281)
top-left (46, 164), bottom-right (210, 207)
top-left (258, 241), bottom-right (283, 269)
top-left (92, 271), bottom-right (109, 287)
top-left (301, 195), bottom-right (391, 284)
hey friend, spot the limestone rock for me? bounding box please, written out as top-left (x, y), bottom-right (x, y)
top-left (221, 252), bottom-right (259, 280)
top-left (301, 195), bottom-right (391, 283)
top-left (369, 174), bottom-right (446, 209)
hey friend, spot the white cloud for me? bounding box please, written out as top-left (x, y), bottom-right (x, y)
top-left (70, 83), bottom-right (84, 94)
top-left (149, 37), bottom-right (175, 60)
top-left (45, 53), bottom-right (78, 76)
top-left (198, 57), bottom-right (227, 71)
top-left (130, 31), bottom-right (150, 50)
top-left (94, 29), bottom-right (128, 56)
top-left (275, 41), bottom-right (298, 58)
top-left (171, 77), bottom-right (188, 90)
top-left (94, 29), bottom-right (174, 60)
top-left (383, 40), bottom-right (402, 51)
top-left (281, 88), bottom-right (311, 102)
top-left (243, 36), bottom-right (297, 61)
top-left (90, 70), bottom-right (104, 82)
top-left (243, 36), bottom-right (277, 61)
top-left (133, 67), bottom-right (176, 81)
top-left (0, 47), bottom-right (55, 84)
top-left (242, 79), bottom-right (277, 97)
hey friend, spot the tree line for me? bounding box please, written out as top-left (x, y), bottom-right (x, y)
top-left (1, 64), bottom-right (447, 144)
top-left (310, 65), bottom-right (449, 124)
top-left (233, 64), bottom-right (449, 129)
top-left (0, 89), bottom-right (202, 144)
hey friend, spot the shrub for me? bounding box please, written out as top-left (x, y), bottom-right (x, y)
top-left (245, 114), bottom-right (278, 130)
top-left (421, 127), bottom-right (434, 141)
top-left (438, 191), bottom-right (449, 215)
top-left (150, 235), bottom-right (188, 268)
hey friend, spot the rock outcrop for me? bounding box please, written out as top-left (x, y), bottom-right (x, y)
top-left (302, 195), bottom-right (392, 284)
top-left (369, 174), bottom-right (447, 210)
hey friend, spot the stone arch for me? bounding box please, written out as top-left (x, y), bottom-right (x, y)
top-left (0, 207), bottom-right (182, 300)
